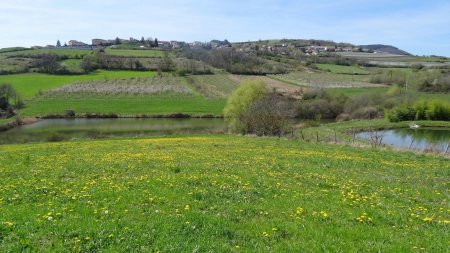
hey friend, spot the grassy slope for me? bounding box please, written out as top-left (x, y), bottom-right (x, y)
top-left (0, 48), bottom-right (92, 57)
top-left (315, 64), bottom-right (369, 74)
top-left (105, 49), bottom-right (165, 57)
top-left (0, 135), bottom-right (448, 252)
top-left (20, 96), bottom-right (226, 116)
top-left (61, 59), bottom-right (83, 73)
top-left (0, 70), bottom-right (156, 99)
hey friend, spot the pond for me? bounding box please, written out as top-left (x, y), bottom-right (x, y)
top-left (356, 127), bottom-right (450, 152)
top-left (0, 118), bottom-right (228, 144)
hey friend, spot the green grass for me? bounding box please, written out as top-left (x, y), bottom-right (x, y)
top-left (0, 70), bottom-right (157, 99)
top-left (105, 49), bottom-right (165, 57)
top-left (19, 96), bottom-right (226, 116)
top-left (0, 117), bottom-right (15, 125)
top-left (270, 71), bottom-right (381, 88)
top-left (0, 47), bottom-right (30, 53)
top-left (316, 64), bottom-right (369, 74)
top-left (61, 59), bottom-right (83, 73)
top-left (0, 48), bottom-right (92, 58)
top-left (296, 119), bottom-right (450, 145)
top-left (0, 135), bottom-right (448, 252)
top-left (186, 74), bottom-right (239, 98)
top-left (327, 87), bottom-right (388, 97)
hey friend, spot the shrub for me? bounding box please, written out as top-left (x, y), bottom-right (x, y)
top-left (240, 95), bottom-right (290, 136)
top-left (224, 79), bottom-right (268, 130)
top-left (387, 100), bottom-right (450, 122)
top-left (351, 106), bottom-right (380, 119)
top-left (224, 79), bottom-right (292, 136)
top-left (64, 109), bottom-right (75, 117)
top-left (297, 99), bottom-right (342, 119)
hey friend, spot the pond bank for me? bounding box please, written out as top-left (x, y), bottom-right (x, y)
top-left (295, 119), bottom-right (450, 156)
top-left (0, 118), bottom-right (229, 144)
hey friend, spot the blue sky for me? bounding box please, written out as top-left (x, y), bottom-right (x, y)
top-left (1, 0), bottom-right (449, 56)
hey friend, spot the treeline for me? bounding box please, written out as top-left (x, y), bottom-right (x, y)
top-left (387, 100), bottom-right (450, 122)
top-left (183, 48), bottom-right (287, 75)
top-left (370, 69), bottom-right (450, 93)
top-left (305, 55), bottom-right (360, 67)
top-left (296, 89), bottom-right (399, 121)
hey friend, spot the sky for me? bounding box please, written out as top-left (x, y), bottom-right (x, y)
top-left (0, 0), bottom-right (449, 56)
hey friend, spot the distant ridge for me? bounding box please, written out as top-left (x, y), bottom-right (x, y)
top-left (359, 44), bottom-right (411, 55)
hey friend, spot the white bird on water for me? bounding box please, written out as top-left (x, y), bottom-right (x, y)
top-left (409, 123), bottom-right (420, 129)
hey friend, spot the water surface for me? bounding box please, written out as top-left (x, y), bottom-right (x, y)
top-left (0, 118), bottom-right (228, 144)
top-left (356, 127), bottom-right (450, 152)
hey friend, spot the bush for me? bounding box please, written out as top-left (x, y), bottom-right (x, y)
top-left (387, 100), bottom-right (450, 122)
top-left (224, 79), bottom-right (268, 130)
top-left (64, 109), bottom-right (75, 117)
top-left (297, 99), bottom-right (342, 119)
top-left (224, 79), bottom-right (291, 136)
top-left (240, 95), bottom-right (290, 136)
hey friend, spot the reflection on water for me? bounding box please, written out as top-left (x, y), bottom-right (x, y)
top-left (356, 128), bottom-right (450, 152)
top-left (0, 118), bottom-right (228, 144)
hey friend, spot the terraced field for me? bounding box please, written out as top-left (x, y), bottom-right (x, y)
top-left (0, 48), bottom-right (92, 58)
top-left (186, 74), bottom-right (239, 98)
top-left (105, 49), bottom-right (166, 57)
top-left (0, 70), bottom-right (157, 99)
top-left (17, 74), bottom-right (228, 116)
top-left (47, 76), bottom-right (193, 97)
top-left (315, 64), bottom-right (370, 75)
top-left (231, 75), bottom-right (302, 98)
top-left (270, 71), bottom-right (385, 88)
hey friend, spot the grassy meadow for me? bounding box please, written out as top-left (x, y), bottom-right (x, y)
top-left (0, 70), bottom-right (157, 99)
top-left (0, 48), bottom-right (92, 58)
top-left (269, 71), bottom-right (383, 88)
top-left (20, 97), bottom-right (226, 116)
top-left (315, 64), bottom-right (370, 74)
top-left (105, 49), bottom-right (166, 57)
top-left (0, 135), bottom-right (448, 252)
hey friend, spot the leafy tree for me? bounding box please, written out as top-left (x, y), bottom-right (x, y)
top-left (0, 84), bottom-right (19, 117)
top-left (115, 37), bottom-right (121, 45)
top-left (224, 79), bottom-right (268, 131)
top-left (141, 36), bottom-right (145, 44)
top-left (154, 38), bottom-right (159, 47)
top-left (80, 55), bottom-right (97, 73)
top-left (36, 54), bottom-right (60, 73)
top-left (56, 40), bottom-right (61, 47)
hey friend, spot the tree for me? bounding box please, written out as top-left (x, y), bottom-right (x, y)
top-left (154, 38), bottom-right (159, 47)
top-left (36, 54), bottom-right (60, 73)
top-left (223, 79), bottom-right (268, 131)
top-left (56, 40), bottom-right (61, 47)
top-left (141, 36), bottom-right (145, 44)
top-left (115, 37), bottom-right (121, 45)
top-left (241, 95), bottom-right (290, 136)
top-left (80, 55), bottom-right (97, 73)
top-left (0, 84), bottom-right (18, 117)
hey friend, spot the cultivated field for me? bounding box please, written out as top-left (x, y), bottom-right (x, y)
top-left (19, 97), bottom-right (226, 117)
top-left (105, 49), bottom-right (166, 57)
top-left (0, 48), bottom-right (92, 58)
top-left (186, 74), bottom-right (239, 98)
top-left (315, 64), bottom-right (370, 75)
top-left (270, 71), bottom-right (386, 88)
top-left (0, 135), bottom-right (448, 252)
top-left (230, 75), bottom-right (302, 98)
top-left (0, 70), bottom-right (157, 99)
top-left (48, 76), bottom-right (193, 97)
